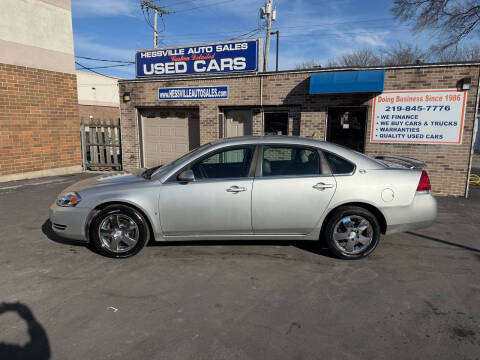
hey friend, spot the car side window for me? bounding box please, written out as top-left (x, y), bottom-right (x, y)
top-left (262, 146), bottom-right (321, 177)
top-left (324, 152), bottom-right (355, 174)
top-left (190, 146), bottom-right (254, 180)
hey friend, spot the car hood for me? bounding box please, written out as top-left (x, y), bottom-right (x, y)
top-left (62, 170), bottom-right (148, 193)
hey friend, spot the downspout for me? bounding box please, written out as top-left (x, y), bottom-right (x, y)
top-left (260, 75), bottom-right (264, 135)
top-left (136, 108), bottom-right (144, 169)
top-left (465, 69), bottom-right (480, 198)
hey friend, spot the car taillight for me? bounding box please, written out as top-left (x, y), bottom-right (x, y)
top-left (416, 170), bottom-right (431, 192)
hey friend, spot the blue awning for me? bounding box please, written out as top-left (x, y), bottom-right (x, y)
top-left (309, 70), bottom-right (385, 94)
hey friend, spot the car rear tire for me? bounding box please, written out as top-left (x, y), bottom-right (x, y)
top-left (322, 206), bottom-right (380, 260)
top-left (90, 205), bottom-right (150, 258)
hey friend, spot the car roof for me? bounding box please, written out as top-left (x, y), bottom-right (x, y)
top-left (210, 135), bottom-right (321, 146)
top-left (208, 136), bottom-right (385, 170)
top-left (156, 136), bottom-right (386, 182)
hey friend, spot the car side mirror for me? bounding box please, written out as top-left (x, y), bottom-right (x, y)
top-left (177, 170), bottom-right (195, 182)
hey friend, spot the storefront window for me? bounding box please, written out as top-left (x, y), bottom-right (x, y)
top-left (264, 113), bottom-right (288, 135)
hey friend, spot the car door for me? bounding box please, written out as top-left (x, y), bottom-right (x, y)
top-left (252, 145), bottom-right (337, 234)
top-left (158, 145), bottom-right (256, 236)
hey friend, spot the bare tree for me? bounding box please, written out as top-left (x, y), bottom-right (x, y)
top-left (295, 49), bottom-right (380, 69)
top-left (435, 43), bottom-right (480, 61)
top-left (295, 60), bottom-right (322, 70)
top-left (324, 58), bottom-right (340, 68)
top-left (338, 48), bottom-right (381, 67)
top-left (392, 0), bottom-right (480, 50)
top-left (295, 41), bottom-right (480, 70)
top-left (380, 42), bottom-right (429, 65)
top-left (317, 44), bottom-right (421, 68)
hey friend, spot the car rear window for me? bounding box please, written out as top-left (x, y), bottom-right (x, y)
top-left (324, 152), bottom-right (355, 174)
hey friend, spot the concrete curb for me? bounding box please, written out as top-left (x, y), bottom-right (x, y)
top-left (0, 165), bottom-right (83, 183)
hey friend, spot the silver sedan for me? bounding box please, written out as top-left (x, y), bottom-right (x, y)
top-left (50, 136), bottom-right (437, 259)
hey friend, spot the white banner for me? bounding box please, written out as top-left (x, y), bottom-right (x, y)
top-left (370, 89), bottom-right (467, 144)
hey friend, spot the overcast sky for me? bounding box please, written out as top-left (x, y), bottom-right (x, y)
top-left (72, 0), bottom-right (432, 78)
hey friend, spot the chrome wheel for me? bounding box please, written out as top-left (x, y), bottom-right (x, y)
top-left (332, 215), bottom-right (374, 255)
top-left (98, 214), bottom-right (139, 253)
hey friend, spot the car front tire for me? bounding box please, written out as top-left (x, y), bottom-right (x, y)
top-left (322, 206), bottom-right (381, 260)
top-left (90, 205), bottom-right (150, 258)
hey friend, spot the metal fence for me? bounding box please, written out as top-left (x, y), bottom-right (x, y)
top-left (81, 117), bottom-right (122, 171)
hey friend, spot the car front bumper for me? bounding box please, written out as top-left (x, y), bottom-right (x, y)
top-left (49, 202), bottom-right (92, 242)
top-left (383, 193), bottom-right (437, 235)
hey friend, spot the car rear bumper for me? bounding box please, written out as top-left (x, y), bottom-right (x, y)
top-left (49, 202), bottom-right (91, 242)
top-left (383, 193), bottom-right (437, 235)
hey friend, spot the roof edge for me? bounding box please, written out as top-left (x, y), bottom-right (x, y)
top-left (119, 61), bottom-right (480, 84)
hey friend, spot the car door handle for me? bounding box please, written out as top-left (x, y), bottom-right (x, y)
top-left (226, 185), bottom-right (247, 193)
top-left (313, 182), bottom-right (334, 191)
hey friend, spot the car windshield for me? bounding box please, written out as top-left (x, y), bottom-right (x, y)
top-left (144, 142), bottom-right (213, 179)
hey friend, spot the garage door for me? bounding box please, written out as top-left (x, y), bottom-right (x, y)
top-left (141, 109), bottom-right (199, 168)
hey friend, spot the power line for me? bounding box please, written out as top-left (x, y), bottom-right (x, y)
top-left (149, 23), bottom-right (408, 41)
top-left (142, 6), bottom-right (156, 31)
top-left (269, 30), bottom-right (392, 38)
top-left (229, 25), bottom-right (265, 41)
top-left (161, 0), bottom-right (212, 8)
top-left (127, 14), bottom-right (405, 43)
top-left (157, 27), bottom-right (264, 39)
top-left (75, 56), bottom-right (134, 64)
top-left (75, 61), bottom-right (122, 79)
top-left (76, 63), bottom-right (134, 70)
top-left (272, 17), bottom-right (393, 30)
top-left (169, 0), bottom-right (235, 13)
top-left (164, 17), bottom-right (399, 38)
top-left (152, 27), bottom-right (395, 44)
top-left (185, 0), bottom-right (219, 17)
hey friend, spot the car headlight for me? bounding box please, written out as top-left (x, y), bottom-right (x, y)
top-left (56, 192), bottom-right (82, 207)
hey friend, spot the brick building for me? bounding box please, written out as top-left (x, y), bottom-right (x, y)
top-left (0, 0), bottom-right (80, 182)
top-left (77, 70), bottom-right (121, 121)
top-left (119, 63), bottom-right (480, 197)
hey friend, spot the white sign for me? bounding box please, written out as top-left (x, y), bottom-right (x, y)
top-left (370, 89), bottom-right (467, 144)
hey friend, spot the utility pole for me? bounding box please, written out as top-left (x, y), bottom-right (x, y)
top-left (141, 1), bottom-right (171, 48)
top-left (263, 0), bottom-right (273, 71)
top-left (153, 8), bottom-right (158, 48)
top-left (260, 0), bottom-right (276, 71)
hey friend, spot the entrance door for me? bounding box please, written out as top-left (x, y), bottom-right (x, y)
top-left (225, 110), bottom-right (252, 137)
top-left (141, 108), bottom-right (200, 167)
top-left (327, 107), bottom-right (367, 152)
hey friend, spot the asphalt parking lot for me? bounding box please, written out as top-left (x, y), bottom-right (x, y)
top-left (0, 173), bottom-right (479, 360)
